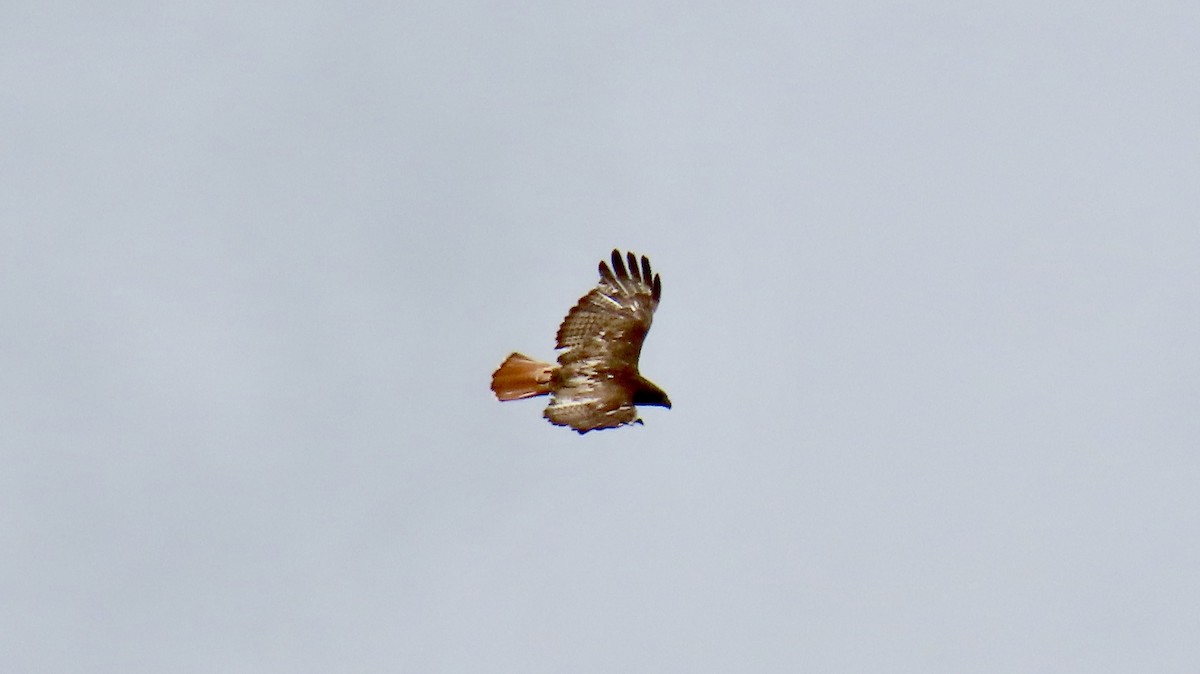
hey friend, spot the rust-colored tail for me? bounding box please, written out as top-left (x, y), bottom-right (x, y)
top-left (491, 353), bottom-right (556, 401)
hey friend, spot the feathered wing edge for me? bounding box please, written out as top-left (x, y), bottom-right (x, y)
top-left (599, 249), bottom-right (661, 311)
top-left (554, 249), bottom-right (661, 352)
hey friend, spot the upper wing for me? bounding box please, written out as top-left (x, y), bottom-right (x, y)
top-left (554, 249), bottom-right (661, 365)
top-left (543, 250), bottom-right (662, 433)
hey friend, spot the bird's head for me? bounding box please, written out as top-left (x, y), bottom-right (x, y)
top-left (633, 379), bottom-right (672, 409)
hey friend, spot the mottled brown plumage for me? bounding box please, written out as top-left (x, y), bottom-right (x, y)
top-left (490, 249), bottom-right (670, 434)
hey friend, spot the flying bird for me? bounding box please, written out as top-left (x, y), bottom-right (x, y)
top-left (491, 249), bottom-right (671, 434)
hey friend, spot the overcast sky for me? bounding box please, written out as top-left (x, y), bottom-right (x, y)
top-left (3, 1), bottom-right (1198, 672)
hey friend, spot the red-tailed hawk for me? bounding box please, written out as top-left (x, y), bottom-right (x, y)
top-left (491, 249), bottom-right (671, 434)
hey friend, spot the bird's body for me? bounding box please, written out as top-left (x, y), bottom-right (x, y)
top-left (491, 250), bottom-right (671, 434)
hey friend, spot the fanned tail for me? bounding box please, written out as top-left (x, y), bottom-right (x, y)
top-left (490, 353), bottom-right (556, 401)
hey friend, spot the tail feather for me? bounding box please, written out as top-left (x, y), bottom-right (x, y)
top-left (491, 353), bottom-right (556, 401)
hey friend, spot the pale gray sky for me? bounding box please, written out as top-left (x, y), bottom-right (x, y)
top-left (3, 2), bottom-right (1198, 672)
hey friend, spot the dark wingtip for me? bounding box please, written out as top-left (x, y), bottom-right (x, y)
top-left (611, 249), bottom-right (628, 280)
top-left (626, 252), bottom-right (640, 282)
top-left (605, 249), bottom-right (660, 296)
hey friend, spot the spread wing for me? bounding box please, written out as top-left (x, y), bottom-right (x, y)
top-left (544, 250), bottom-right (662, 433)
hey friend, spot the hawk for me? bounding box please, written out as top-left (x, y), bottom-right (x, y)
top-left (490, 249), bottom-right (671, 434)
